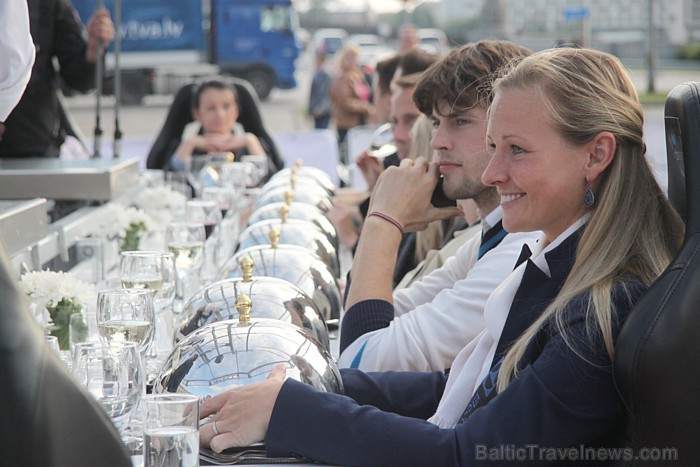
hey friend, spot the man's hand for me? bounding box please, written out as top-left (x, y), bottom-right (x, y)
top-left (369, 157), bottom-right (463, 232)
top-left (85, 8), bottom-right (114, 63)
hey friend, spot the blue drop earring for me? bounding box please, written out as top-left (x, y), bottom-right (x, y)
top-left (583, 184), bottom-right (595, 208)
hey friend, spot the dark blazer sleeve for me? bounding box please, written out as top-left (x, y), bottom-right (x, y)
top-left (54, 0), bottom-right (96, 93)
top-left (266, 285), bottom-right (644, 467)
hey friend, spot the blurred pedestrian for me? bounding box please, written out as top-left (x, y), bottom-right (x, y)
top-left (330, 44), bottom-right (374, 165)
top-left (398, 23), bottom-right (419, 52)
top-left (307, 47), bottom-right (333, 129)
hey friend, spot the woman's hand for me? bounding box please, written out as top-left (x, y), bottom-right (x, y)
top-left (199, 365), bottom-right (287, 453)
top-left (369, 157), bottom-right (463, 232)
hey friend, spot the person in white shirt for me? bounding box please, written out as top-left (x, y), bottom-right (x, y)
top-left (338, 41), bottom-right (539, 372)
top-left (0, 1), bottom-right (35, 122)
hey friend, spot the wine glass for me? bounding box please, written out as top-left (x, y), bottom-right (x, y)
top-left (202, 186), bottom-right (239, 265)
top-left (119, 251), bottom-right (165, 297)
top-left (336, 122), bottom-right (396, 186)
top-left (72, 341), bottom-right (144, 435)
top-left (201, 186), bottom-right (236, 219)
top-left (185, 199), bottom-right (222, 240)
top-left (165, 222), bottom-right (206, 305)
top-left (96, 288), bottom-right (156, 356)
top-left (367, 122), bottom-right (396, 158)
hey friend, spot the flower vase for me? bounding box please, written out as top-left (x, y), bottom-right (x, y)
top-left (47, 299), bottom-right (84, 351)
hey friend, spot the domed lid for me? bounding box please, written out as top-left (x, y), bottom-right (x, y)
top-left (236, 220), bottom-right (340, 277)
top-left (269, 163), bottom-right (335, 195)
top-left (174, 272), bottom-right (330, 350)
top-left (155, 306), bottom-right (343, 398)
top-left (261, 173), bottom-right (335, 198)
top-left (254, 185), bottom-right (332, 213)
top-left (220, 245), bottom-right (342, 324)
top-left (247, 202), bottom-right (338, 249)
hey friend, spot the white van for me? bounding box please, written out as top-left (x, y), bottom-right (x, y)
top-left (418, 28), bottom-right (449, 54)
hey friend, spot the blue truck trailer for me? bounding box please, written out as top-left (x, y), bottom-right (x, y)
top-left (71, 0), bottom-right (301, 101)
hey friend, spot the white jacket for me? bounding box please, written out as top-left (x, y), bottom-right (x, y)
top-left (338, 224), bottom-right (540, 372)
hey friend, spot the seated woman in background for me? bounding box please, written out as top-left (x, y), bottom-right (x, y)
top-left (198, 48), bottom-right (684, 465)
top-left (170, 79), bottom-right (266, 171)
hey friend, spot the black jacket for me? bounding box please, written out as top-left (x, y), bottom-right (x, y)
top-left (0, 0), bottom-right (95, 158)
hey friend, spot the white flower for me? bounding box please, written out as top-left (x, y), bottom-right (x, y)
top-left (19, 270), bottom-right (96, 327)
top-left (98, 204), bottom-right (155, 241)
top-left (133, 186), bottom-right (186, 228)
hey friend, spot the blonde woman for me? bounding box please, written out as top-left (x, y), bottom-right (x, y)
top-left (198, 48), bottom-right (683, 466)
top-left (330, 45), bottom-right (374, 163)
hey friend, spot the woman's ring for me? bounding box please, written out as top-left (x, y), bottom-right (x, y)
top-left (212, 420), bottom-right (220, 435)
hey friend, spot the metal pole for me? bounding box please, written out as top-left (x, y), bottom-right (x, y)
top-left (92, 0), bottom-right (104, 158)
top-left (113, 0), bottom-right (122, 158)
top-left (647, 0), bottom-right (657, 94)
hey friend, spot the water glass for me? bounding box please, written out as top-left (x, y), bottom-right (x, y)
top-left (72, 341), bottom-right (143, 433)
top-left (142, 394), bottom-right (199, 467)
top-left (45, 335), bottom-right (60, 356)
top-left (69, 311), bottom-right (99, 352)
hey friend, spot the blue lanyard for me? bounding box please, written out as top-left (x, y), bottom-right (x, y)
top-left (478, 227), bottom-right (507, 259)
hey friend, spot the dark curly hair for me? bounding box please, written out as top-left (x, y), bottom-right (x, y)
top-left (413, 40), bottom-right (532, 116)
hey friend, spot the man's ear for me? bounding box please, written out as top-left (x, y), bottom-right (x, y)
top-left (585, 131), bottom-right (616, 183)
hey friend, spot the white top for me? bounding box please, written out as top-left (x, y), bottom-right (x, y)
top-left (338, 207), bottom-right (541, 372)
top-left (0, 1), bottom-right (35, 121)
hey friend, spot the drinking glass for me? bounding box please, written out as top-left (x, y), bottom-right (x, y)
top-left (96, 288), bottom-right (156, 355)
top-left (45, 335), bottom-right (60, 356)
top-left (142, 394), bottom-right (199, 467)
top-left (165, 222), bottom-right (206, 304)
top-left (72, 341), bottom-right (144, 433)
top-left (69, 311), bottom-right (99, 352)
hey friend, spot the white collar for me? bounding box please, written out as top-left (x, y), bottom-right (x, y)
top-left (477, 205), bottom-right (504, 235)
top-left (529, 213), bottom-right (591, 277)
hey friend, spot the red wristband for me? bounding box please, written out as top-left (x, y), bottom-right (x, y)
top-left (367, 211), bottom-right (404, 235)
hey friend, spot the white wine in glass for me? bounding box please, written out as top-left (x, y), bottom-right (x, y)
top-left (165, 222), bottom-right (206, 302)
top-left (96, 288), bottom-right (156, 354)
top-left (119, 251), bottom-right (166, 296)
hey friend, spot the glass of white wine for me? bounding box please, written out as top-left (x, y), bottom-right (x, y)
top-left (96, 288), bottom-right (156, 355)
top-left (165, 222), bottom-right (206, 304)
top-left (119, 251), bottom-right (165, 296)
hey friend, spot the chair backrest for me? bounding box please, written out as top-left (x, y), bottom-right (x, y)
top-left (613, 81), bottom-right (700, 465)
top-left (146, 76), bottom-right (284, 174)
top-left (0, 246), bottom-right (131, 466)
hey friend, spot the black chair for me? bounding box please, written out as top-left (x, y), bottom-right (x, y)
top-left (146, 76), bottom-right (284, 175)
top-left (0, 247), bottom-right (131, 466)
top-left (613, 81), bottom-right (700, 465)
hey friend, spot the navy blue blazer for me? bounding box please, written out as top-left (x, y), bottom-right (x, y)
top-left (266, 229), bottom-right (646, 466)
